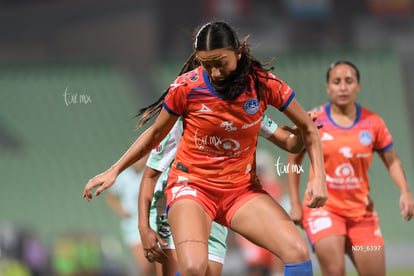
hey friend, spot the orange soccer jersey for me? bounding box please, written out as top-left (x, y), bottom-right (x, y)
top-left (305, 103), bottom-right (393, 217)
top-left (163, 66), bottom-right (294, 190)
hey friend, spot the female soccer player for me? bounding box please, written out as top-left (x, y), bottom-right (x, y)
top-left (83, 21), bottom-right (327, 276)
top-left (138, 114), bottom-right (315, 276)
top-left (286, 61), bottom-right (414, 276)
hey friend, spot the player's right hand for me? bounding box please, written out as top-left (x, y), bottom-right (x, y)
top-left (306, 177), bottom-right (328, 208)
top-left (82, 169), bottom-right (118, 201)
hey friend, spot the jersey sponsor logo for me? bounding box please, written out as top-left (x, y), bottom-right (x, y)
top-left (327, 163), bottom-right (362, 189)
top-left (215, 138), bottom-right (240, 151)
top-left (220, 121), bottom-right (237, 131)
top-left (356, 153), bottom-right (372, 158)
top-left (335, 163), bottom-right (354, 177)
top-left (154, 144), bottom-right (163, 153)
top-left (321, 132), bottom-right (334, 141)
top-left (244, 99), bottom-right (259, 115)
top-left (242, 117), bottom-right (262, 129)
top-left (359, 131), bottom-right (372, 146)
top-left (188, 71), bottom-right (199, 82)
top-left (206, 155), bottom-right (225, 161)
top-left (197, 104), bottom-right (213, 112)
top-left (176, 162), bottom-right (189, 173)
top-left (339, 147), bottom-right (353, 158)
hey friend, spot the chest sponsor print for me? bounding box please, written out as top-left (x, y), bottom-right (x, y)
top-left (326, 163), bottom-right (362, 189)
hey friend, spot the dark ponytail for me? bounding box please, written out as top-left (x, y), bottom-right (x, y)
top-left (135, 53), bottom-right (200, 128)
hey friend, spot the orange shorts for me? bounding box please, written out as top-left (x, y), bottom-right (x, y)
top-left (165, 182), bottom-right (266, 228)
top-left (302, 206), bottom-right (384, 250)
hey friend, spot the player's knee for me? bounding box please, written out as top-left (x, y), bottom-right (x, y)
top-left (322, 264), bottom-right (345, 276)
top-left (282, 241), bottom-right (310, 263)
top-left (179, 259), bottom-right (208, 276)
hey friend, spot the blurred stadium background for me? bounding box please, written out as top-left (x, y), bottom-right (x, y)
top-left (0, 0), bottom-right (413, 275)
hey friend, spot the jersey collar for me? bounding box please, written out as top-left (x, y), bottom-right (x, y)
top-left (325, 102), bottom-right (361, 129)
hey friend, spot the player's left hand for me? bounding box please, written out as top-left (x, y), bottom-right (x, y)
top-left (400, 192), bottom-right (414, 221)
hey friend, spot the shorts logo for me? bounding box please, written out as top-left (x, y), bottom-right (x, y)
top-left (158, 224), bottom-right (172, 239)
top-left (359, 131), bottom-right (372, 146)
top-left (244, 99), bottom-right (259, 115)
top-left (309, 217), bottom-right (332, 234)
top-left (171, 185), bottom-right (197, 201)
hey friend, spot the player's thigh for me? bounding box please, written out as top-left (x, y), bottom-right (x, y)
top-left (314, 235), bottom-right (346, 276)
top-left (345, 213), bottom-right (385, 276)
top-left (347, 248), bottom-right (385, 276)
top-left (167, 198), bottom-right (212, 267)
top-left (230, 193), bottom-right (309, 263)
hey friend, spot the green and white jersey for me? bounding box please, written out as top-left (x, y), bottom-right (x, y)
top-left (146, 118), bottom-right (183, 214)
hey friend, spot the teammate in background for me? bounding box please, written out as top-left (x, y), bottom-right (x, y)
top-left (286, 61), bottom-right (414, 276)
top-left (105, 155), bottom-right (155, 276)
top-left (235, 149), bottom-right (290, 276)
top-left (83, 21), bottom-right (328, 276)
top-left (138, 114), bottom-right (313, 276)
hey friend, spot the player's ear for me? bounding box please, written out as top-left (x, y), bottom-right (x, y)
top-left (236, 46), bottom-right (242, 61)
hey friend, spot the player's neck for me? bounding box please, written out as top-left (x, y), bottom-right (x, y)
top-left (329, 103), bottom-right (357, 127)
